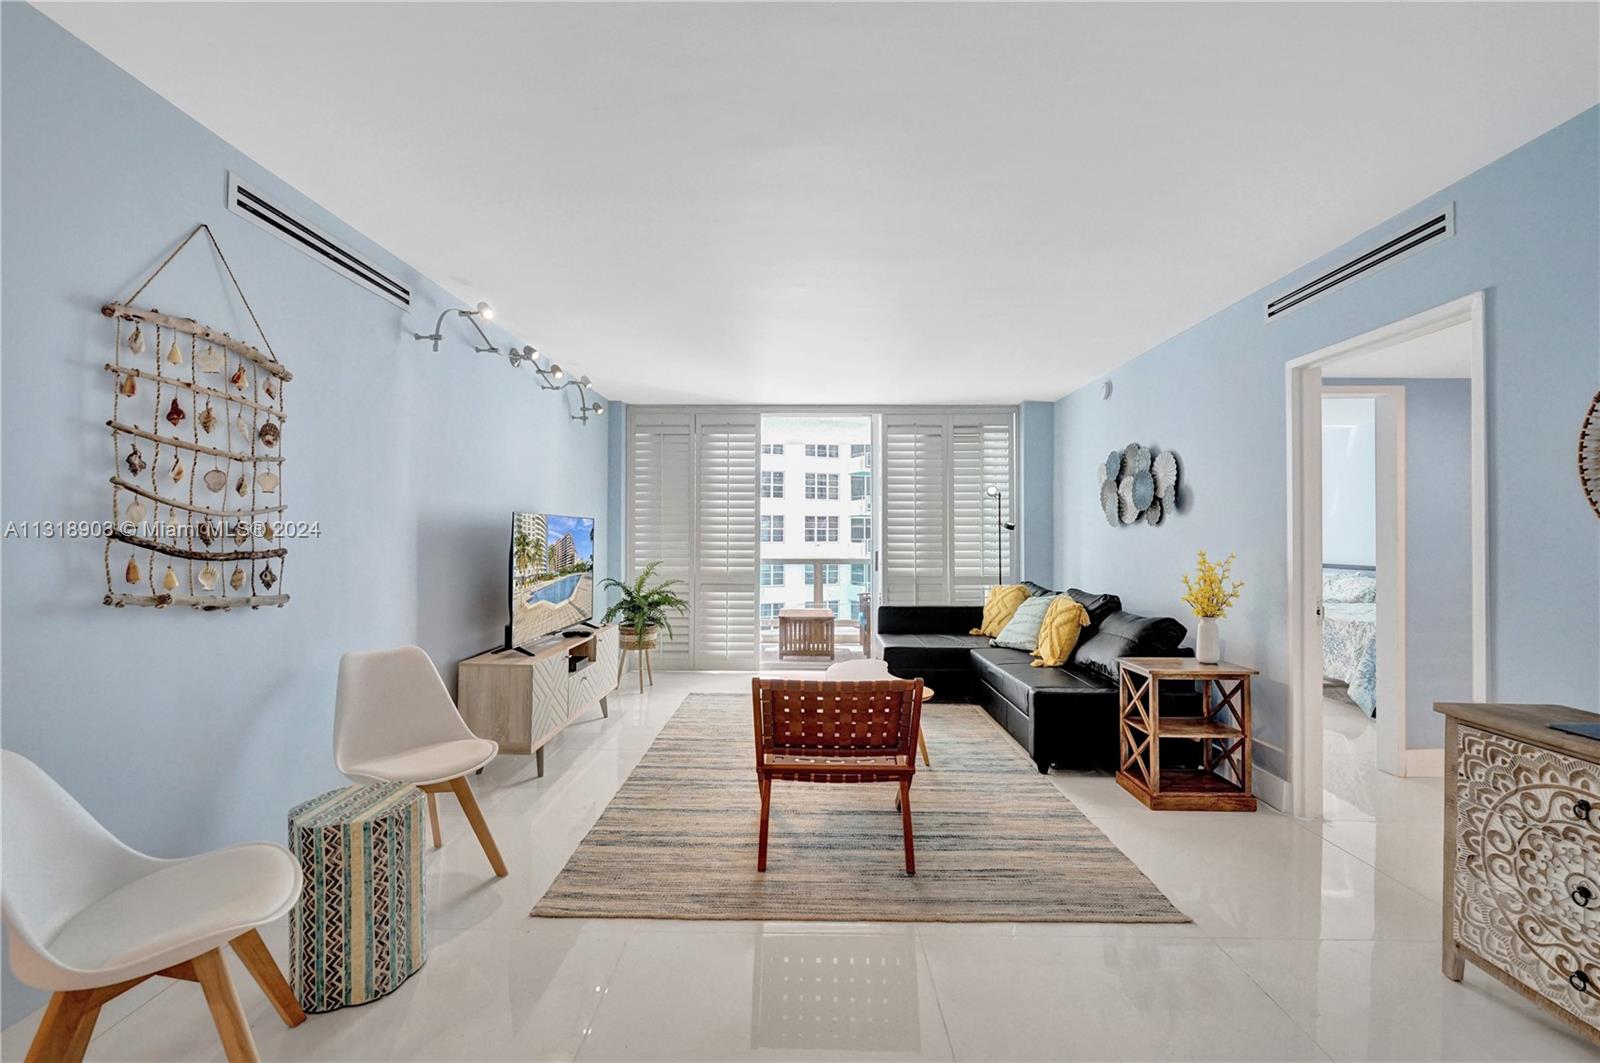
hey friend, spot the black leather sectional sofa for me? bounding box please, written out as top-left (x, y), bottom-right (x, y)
top-left (872, 585), bottom-right (1193, 774)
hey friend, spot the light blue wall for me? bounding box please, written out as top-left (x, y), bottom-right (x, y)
top-left (1055, 108), bottom-right (1600, 780)
top-left (1329, 379), bottom-right (1473, 749)
top-left (1, 5), bottom-right (610, 1024)
top-left (1321, 396), bottom-right (1376, 567)
top-left (1018, 400), bottom-right (1056, 587)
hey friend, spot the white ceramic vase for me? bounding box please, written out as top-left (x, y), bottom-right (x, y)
top-left (1195, 617), bottom-right (1220, 664)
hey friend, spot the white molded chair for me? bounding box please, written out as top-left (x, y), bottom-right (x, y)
top-left (333, 646), bottom-right (506, 876)
top-left (1, 750), bottom-right (305, 1063)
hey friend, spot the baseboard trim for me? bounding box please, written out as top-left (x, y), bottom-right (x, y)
top-left (1253, 768), bottom-right (1289, 813)
top-left (1404, 747), bottom-right (1444, 777)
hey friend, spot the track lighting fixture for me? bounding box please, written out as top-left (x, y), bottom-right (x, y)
top-left (411, 302), bottom-right (602, 424)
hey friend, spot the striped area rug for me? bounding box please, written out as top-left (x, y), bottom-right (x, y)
top-left (532, 693), bottom-right (1188, 923)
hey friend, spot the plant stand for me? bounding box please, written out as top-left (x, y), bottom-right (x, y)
top-left (1116, 657), bottom-right (1257, 811)
top-left (617, 625), bottom-right (658, 693)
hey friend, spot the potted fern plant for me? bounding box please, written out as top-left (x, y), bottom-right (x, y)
top-left (599, 561), bottom-right (689, 654)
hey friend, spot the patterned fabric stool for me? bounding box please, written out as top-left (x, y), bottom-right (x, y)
top-left (288, 782), bottom-right (426, 1012)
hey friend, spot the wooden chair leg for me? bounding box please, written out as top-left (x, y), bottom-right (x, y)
top-left (898, 780), bottom-right (916, 876)
top-left (230, 929), bottom-right (306, 1028)
top-left (449, 775), bottom-right (509, 877)
top-left (192, 948), bottom-right (261, 1063)
top-left (918, 729), bottom-right (930, 766)
top-left (757, 776), bottom-right (772, 872)
top-left (426, 791), bottom-right (443, 848)
top-left (26, 991), bottom-right (99, 1063)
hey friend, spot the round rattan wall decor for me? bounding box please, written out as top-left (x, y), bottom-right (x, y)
top-left (1582, 390), bottom-right (1600, 519)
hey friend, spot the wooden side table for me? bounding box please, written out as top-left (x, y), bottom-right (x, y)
top-left (1116, 657), bottom-right (1258, 811)
top-left (779, 608), bottom-right (836, 660)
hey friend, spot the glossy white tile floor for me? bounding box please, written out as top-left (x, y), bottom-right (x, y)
top-left (5, 673), bottom-right (1590, 1061)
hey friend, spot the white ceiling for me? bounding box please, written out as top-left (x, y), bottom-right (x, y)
top-left (40, 2), bottom-right (1599, 405)
top-left (1325, 320), bottom-right (1473, 379)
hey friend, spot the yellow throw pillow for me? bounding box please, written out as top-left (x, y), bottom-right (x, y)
top-left (1031, 596), bottom-right (1092, 667)
top-left (971, 584), bottom-right (1030, 637)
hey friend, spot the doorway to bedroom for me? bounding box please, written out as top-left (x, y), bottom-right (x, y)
top-left (1286, 293), bottom-right (1488, 821)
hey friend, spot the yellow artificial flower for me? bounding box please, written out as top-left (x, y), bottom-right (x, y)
top-left (1180, 550), bottom-right (1245, 618)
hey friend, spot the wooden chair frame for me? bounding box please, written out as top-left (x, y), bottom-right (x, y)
top-left (419, 775), bottom-right (508, 876)
top-left (752, 677), bottom-right (923, 875)
top-left (24, 929), bottom-right (303, 1063)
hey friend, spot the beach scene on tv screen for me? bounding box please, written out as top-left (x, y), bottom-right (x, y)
top-left (511, 513), bottom-right (595, 645)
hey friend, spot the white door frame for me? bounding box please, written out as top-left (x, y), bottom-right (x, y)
top-left (1321, 384), bottom-right (1407, 777)
top-left (1284, 291), bottom-right (1488, 819)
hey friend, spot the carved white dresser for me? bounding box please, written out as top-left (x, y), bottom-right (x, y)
top-left (1439, 702), bottom-right (1600, 1047)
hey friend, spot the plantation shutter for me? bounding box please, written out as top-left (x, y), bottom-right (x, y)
top-left (627, 412), bottom-right (693, 667)
top-left (693, 414), bottom-right (760, 668)
top-left (950, 416), bottom-right (1015, 603)
top-left (880, 417), bottom-right (950, 604)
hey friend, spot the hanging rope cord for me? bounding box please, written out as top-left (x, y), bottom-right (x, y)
top-left (120, 223), bottom-right (281, 365)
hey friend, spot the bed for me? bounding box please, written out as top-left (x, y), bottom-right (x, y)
top-left (1321, 566), bottom-right (1377, 716)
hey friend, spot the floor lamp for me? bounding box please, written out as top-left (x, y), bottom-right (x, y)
top-left (984, 484), bottom-right (1016, 587)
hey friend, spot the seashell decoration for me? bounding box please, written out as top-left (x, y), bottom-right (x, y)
top-left (103, 236), bottom-right (292, 610)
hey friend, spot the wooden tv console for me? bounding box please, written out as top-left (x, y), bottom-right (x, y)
top-left (457, 624), bottom-right (620, 777)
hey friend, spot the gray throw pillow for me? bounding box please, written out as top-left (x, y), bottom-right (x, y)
top-left (992, 594), bottom-right (1058, 651)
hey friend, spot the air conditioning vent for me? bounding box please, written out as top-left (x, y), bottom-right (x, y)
top-left (226, 173), bottom-right (411, 309)
top-left (1267, 204), bottom-right (1453, 321)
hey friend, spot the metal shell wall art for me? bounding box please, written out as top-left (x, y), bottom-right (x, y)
top-left (1099, 443), bottom-right (1181, 529)
top-left (102, 223), bottom-right (293, 611)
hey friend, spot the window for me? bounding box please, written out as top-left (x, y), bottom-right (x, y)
top-left (850, 563), bottom-right (867, 586)
top-left (850, 473), bottom-right (869, 501)
top-left (760, 470), bottom-right (784, 498)
top-left (804, 443), bottom-right (839, 458)
top-left (804, 515), bottom-right (839, 542)
top-left (759, 602), bottom-right (781, 626)
top-left (760, 515), bottom-right (784, 543)
top-left (761, 442), bottom-right (784, 455)
top-left (759, 563), bottom-right (784, 587)
top-left (807, 563), bottom-right (839, 585)
top-left (804, 472), bottom-right (839, 500)
top-left (850, 443), bottom-right (871, 466)
top-left (851, 515), bottom-right (871, 543)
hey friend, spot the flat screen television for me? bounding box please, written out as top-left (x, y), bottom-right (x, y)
top-left (506, 512), bottom-right (596, 650)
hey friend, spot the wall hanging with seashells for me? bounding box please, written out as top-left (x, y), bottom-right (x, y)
top-left (102, 224), bottom-right (292, 611)
top-left (1098, 443), bottom-right (1180, 527)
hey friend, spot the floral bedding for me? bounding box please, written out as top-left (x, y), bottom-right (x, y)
top-left (1322, 568), bottom-right (1377, 716)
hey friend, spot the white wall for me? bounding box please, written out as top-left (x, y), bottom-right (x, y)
top-left (1321, 396), bottom-right (1376, 568)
